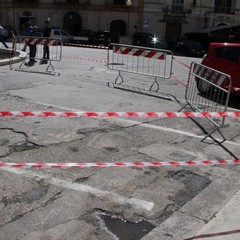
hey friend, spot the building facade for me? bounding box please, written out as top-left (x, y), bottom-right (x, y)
top-left (143, 0), bottom-right (240, 43)
top-left (0, 0), bottom-right (240, 42)
top-left (0, 0), bottom-right (144, 36)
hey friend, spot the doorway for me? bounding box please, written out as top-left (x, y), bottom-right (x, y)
top-left (63, 12), bottom-right (81, 35)
top-left (110, 20), bottom-right (126, 36)
top-left (165, 22), bottom-right (182, 46)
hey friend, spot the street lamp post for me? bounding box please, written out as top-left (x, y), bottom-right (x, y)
top-left (126, 0), bottom-right (132, 36)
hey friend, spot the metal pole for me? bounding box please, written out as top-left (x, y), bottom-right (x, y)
top-left (126, 0), bottom-right (132, 36)
top-left (127, 10), bottom-right (130, 36)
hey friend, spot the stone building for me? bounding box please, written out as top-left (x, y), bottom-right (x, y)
top-left (0, 0), bottom-right (239, 42)
top-left (144, 0), bottom-right (240, 43)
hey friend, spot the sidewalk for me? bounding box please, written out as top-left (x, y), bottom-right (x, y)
top-left (187, 188), bottom-right (240, 240)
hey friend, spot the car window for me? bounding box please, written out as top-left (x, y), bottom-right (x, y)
top-left (61, 31), bottom-right (69, 36)
top-left (191, 42), bottom-right (202, 48)
top-left (80, 31), bottom-right (88, 36)
top-left (216, 47), bottom-right (240, 62)
top-left (53, 30), bottom-right (60, 36)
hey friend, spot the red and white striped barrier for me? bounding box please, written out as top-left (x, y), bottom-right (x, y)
top-left (20, 37), bottom-right (58, 46)
top-left (0, 160), bottom-right (240, 168)
top-left (113, 46), bottom-right (165, 60)
top-left (193, 64), bottom-right (228, 87)
top-left (0, 111), bottom-right (239, 118)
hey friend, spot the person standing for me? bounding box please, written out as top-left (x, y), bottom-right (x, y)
top-left (21, 21), bottom-right (32, 51)
top-left (40, 21), bottom-right (51, 64)
top-left (24, 26), bottom-right (38, 67)
top-left (0, 24), bottom-right (8, 49)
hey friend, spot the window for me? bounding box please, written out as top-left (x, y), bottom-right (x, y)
top-left (172, 0), bottom-right (184, 12)
top-left (214, 0), bottom-right (235, 14)
top-left (216, 47), bottom-right (240, 62)
top-left (67, 0), bottom-right (79, 3)
top-left (113, 0), bottom-right (125, 5)
top-left (16, 0), bottom-right (39, 2)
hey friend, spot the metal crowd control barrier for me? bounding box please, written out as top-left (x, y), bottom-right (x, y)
top-left (179, 62), bottom-right (232, 142)
top-left (8, 31), bottom-right (17, 69)
top-left (15, 36), bottom-right (62, 75)
top-left (107, 43), bottom-right (174, 100)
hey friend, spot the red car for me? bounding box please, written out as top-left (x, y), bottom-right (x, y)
top-left (200, 42), bottom-right (240, 95)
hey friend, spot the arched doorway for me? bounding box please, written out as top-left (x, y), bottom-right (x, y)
top-left (110, 20), bottom-right (126, 36)
top-left (63, 12), bottom-right (81, 35)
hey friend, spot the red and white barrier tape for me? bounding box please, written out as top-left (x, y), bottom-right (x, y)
top-left (64, 43), bottom-right (108, 49)
top-left (173, 57), bottom-right (191, 69)
top-left (0, 160), bottom-right (240, 168)
top-left (0, 111), bottom-right (239, 118)
top-left (172, 75), bottom-right (187, 87)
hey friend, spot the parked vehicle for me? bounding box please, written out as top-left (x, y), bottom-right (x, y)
top-left (184, 24), bottom-right (240, 51)
top-left (92, 31), bottom-right (119, 46)
top-left (149, 37), bottom-right (168, 49)
top-left (173, 36), bottom-right (188, 51)
top-left (50, 29), bottom-right (73, 43)
top-left (180, 40), bottom-right (205, 57)
top-left (72, 30), bottom-right (95, 44)
top-left (132, 32), bottom-right (153, 46)
top-left (132, 32), bottom-right (168, 49)
top-left (198, 42), bottom-right (240, 95)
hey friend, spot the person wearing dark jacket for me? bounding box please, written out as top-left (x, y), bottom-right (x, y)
top-left (40, 21), bottom-right (51, 64)
top-left (24, 26), bottom-right (38, 67)
top-left (21, 22), bottom-right (32, 51)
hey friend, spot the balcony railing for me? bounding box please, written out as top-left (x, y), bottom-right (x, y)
top-left (16, 0), bottom-right (39, 2)
top-left (105, 0), bottom-right (126, 6)
top-left (162, 3), bottom-right (193, 15)
top-left (113, 0), bottom-right (125, 5)
top-left (214, 5), bottom-right (236, 14)
top-left (172, 3), bottom-right (184, 13)
top-left (54, 0), bottom-right (90, 4)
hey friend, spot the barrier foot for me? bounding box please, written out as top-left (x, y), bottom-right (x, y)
top-left (46, 60), bottom-right (54, 72)
top-left (149, 76), bottom-right (160, 92)
top-left (178, 102), bottom-right (226, 143)
top-left (114, 71), bottom-right (124, 85)
top-left (46, 61), bottom-right (60, 76)
top-left (201, 126), bottom-right (226, 143)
